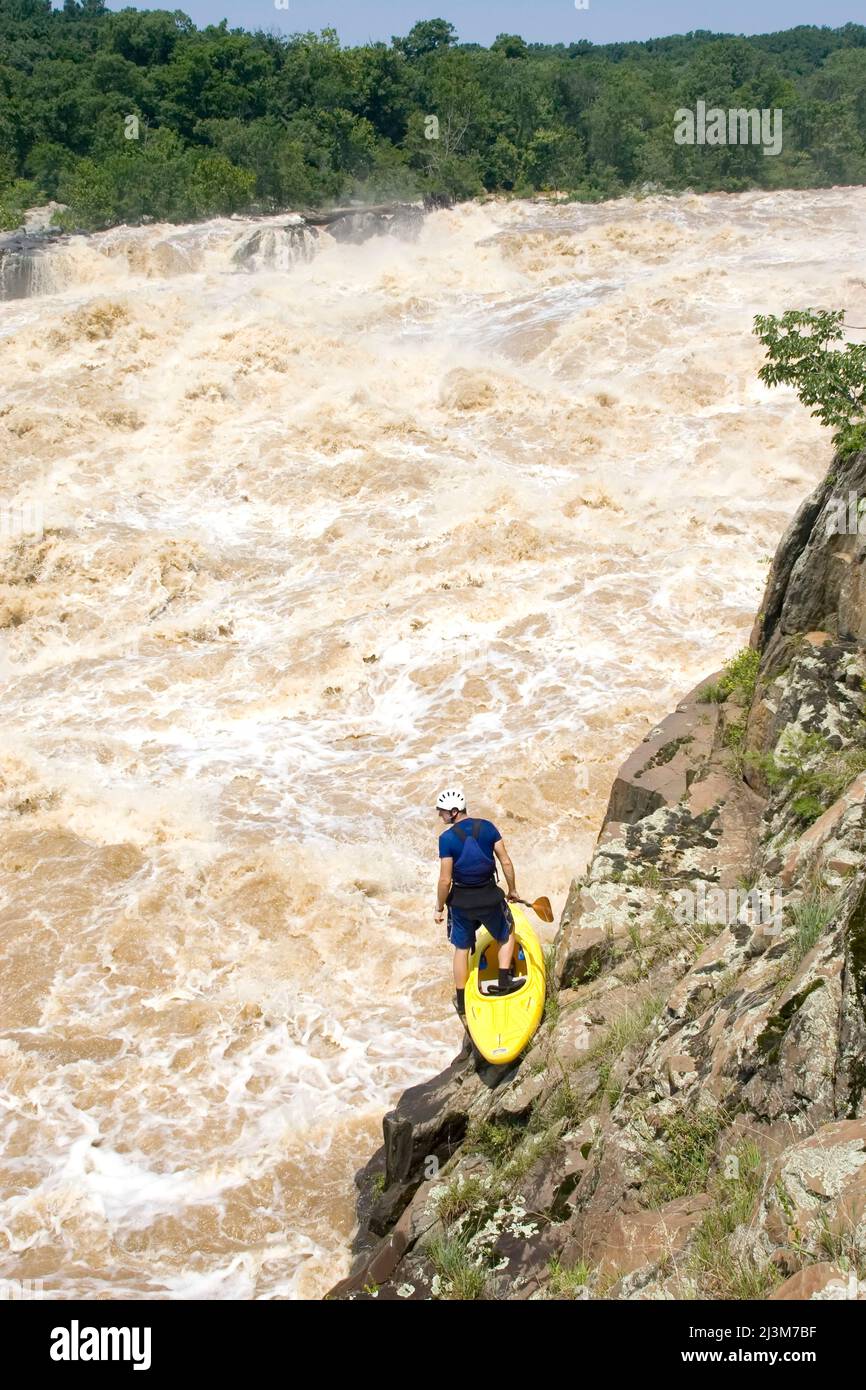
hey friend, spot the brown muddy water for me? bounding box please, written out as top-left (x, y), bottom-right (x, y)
top-left (1, 188), bottom-right (863, 1296)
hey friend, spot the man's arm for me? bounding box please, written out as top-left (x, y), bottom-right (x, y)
top-left (493, 839), bottom-right (517, 897)
top-left (436, 856), bottom-right (453, 917)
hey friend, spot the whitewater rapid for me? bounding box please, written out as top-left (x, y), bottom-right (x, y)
top-left (0, 188), bottom-right (863, 1297)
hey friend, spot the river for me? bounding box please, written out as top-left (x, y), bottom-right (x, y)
top-left (0, 187), bottom-right (862, 1297)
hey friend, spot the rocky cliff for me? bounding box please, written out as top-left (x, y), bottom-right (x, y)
top-left (328, 447), bottom-right (866, 1302)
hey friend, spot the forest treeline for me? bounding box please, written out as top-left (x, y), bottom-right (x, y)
top-left (2, 1), bottom-right (866, 231)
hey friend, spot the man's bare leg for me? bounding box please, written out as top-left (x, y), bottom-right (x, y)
top-left (453, 947), bottom-right (470, 990)
top-left (498, 929), bottom-right (515, 972)
top-left (452, 948), bottom-right (470, 1021)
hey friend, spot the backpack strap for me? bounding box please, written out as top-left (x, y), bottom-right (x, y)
top-left (451, 819), bottom-right (481, 843)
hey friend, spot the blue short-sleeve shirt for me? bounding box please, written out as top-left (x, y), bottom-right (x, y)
top-left (439, 818), bottom-right (502, 885)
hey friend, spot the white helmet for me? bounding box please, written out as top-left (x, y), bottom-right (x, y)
top-left (436, 787), bottom-right (466, 812)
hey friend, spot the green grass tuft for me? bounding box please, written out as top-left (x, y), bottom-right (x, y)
top-left (467, 1120), bottom-right (523, 1168)
top-left (547, 1257), bottom-right (592, 1297)
top-left (427, 1233), bottom-right (488, 1300)
top-left (790, 889), bottom-right (838, 964)
top-left (749, 729), bottom-right (866, 825)
top-left (645, 1108), bottom-right (727, 1206)
top-left (686, 1140), bottom-right (781, 1299)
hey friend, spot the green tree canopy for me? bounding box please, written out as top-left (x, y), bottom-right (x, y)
top-left (1, 12), bottom-right (865, 229)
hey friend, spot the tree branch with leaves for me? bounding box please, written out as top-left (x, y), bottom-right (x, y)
top-left (754, 308), bottom-right (866, 455)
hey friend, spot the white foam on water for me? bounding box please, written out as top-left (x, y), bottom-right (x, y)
top-left (1, 187), bottom-right (865, 1297)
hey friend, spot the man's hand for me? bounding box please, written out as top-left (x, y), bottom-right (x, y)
top-left (435, 906), bottom-right (445, 923)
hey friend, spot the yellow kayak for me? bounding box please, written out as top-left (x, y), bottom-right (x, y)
top-left (464, 904), bottom-right (546, 1065)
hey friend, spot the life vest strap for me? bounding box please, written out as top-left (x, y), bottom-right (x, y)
top-left (450, 818), bottom-right (499, 883)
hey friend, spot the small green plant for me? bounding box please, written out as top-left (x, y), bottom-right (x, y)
top-left (604, 1076), bottom-right (623, 1108)
top-left (839, 422), bottom-right (866, 458)
top-left (749, 728), bottom-right (866, 825)
top-left (720, 648), bottom-right (761, 705)
top-left (645, 1108), bottom-right (727, 1206)
top-left (546, 1071), bottom-right (585, 1127)
top-left (719, 1256), bottom-right (784, 1300)
top-left (467, 1120), bottom-right (523, 1168)
top-left (427, 1232), bottom-right (488, 1300)
top-left (645, 905), bottom-right (718, 968)
top-left (548, 1257), bottom-right (593, 1297)
top-left (435, 1174), bottom-right (489, 1224)
top-left (581, 994), bottom-right (664, 1113)
top-left (712, 965), bottom-right (744, 1000)
top-left (703, 649), bottom-right (761, 775)
top-left (699, 681), bottom-right (726, 704)
top-left (652, 901), bottom-right (677, 932)
top-left (581, 954), bottom-right (602, 983)
top-left (544, 946), bottom-right (561, 1024)
top-left (790, 889), bottom-right (838, 964)
top-left (814, 1210), bottom-right (866, 1276)
top-left (622, 922), bottom-right (646, 982)
top-left (790, 793), bottom-right (826, 823)
top-left (723, 716), bottom-right (748, 775)
top-left (594, 994), bottom-right (664, 1063)
top-left (544, 990), bottom-right (561, 1026)
top-left (500, 1126), bottom-right (560, 1184)
top-left (723, 717), bottom-right (747, 751)
top-left (773, 1178), bottom-right (797, 1227)
top-left (682, 916), bottom-right (723, 953)
top-left (685, 1139), bottom-right (781, 1299)
top-left (596, 1056), bottom-right (613, 1101)
top-left (629, 863), bottom-right (662, 888)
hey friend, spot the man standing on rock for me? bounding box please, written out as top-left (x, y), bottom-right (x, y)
top-left (433, 788), bottom-right (524, 1018)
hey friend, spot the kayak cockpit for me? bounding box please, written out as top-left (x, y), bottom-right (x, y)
top-left (477, 940), bottom-right (529, 996)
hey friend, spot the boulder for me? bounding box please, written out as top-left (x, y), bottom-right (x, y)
top-left (382, 1049), bottom-right (481, 1186)
top-left (601, 681), bottom-right (721, 830)
top-left (760, 1118), bottom-right (866, 1262)
top-left (781, 772), bottom-right (866, 887)
top-left (769, 1263), bottom-right (852, 1300)
top-left (584, 1194), bottom-right (712, 1278)
top-left (752, 449), bottom-right (866, 651)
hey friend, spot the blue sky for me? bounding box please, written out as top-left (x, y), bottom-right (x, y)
top-left (94, 2), bottom-right (862, 47)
